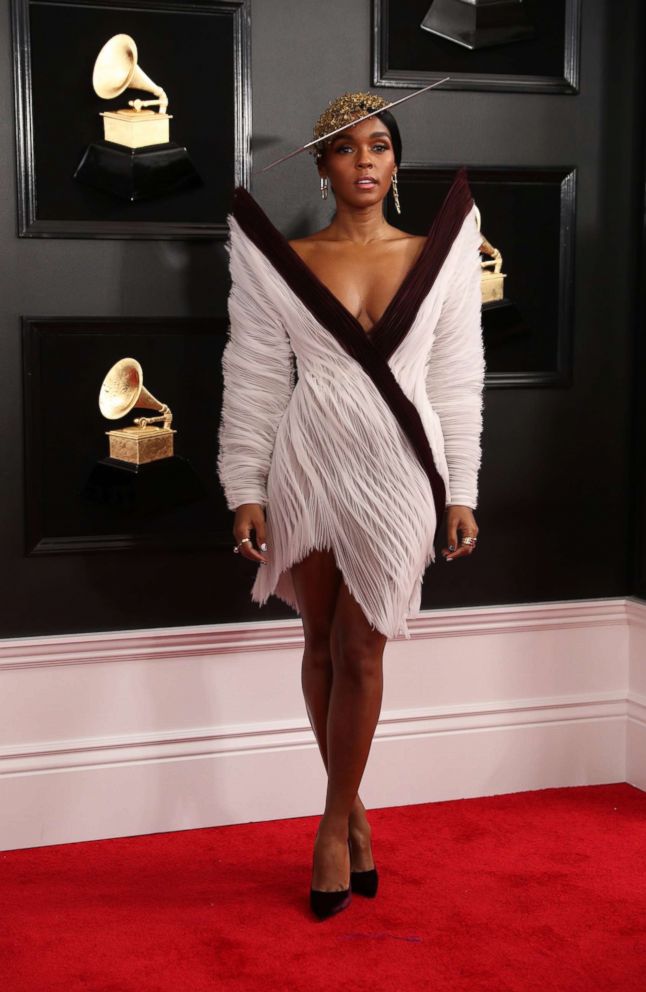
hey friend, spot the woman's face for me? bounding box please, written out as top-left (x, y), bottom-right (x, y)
top-left (317, 117), bottom-right (396, 209)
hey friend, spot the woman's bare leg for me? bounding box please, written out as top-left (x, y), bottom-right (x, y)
top-left (313, 579), bottom-right (387, 889)
top-left (291, 550), bottom-right (379, 889)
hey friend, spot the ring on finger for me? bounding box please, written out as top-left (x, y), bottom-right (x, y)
top-left (232, 537), bottom-right (252, 555)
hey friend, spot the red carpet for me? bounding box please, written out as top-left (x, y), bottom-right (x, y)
top-left (1, 783), bottom-right (645, 991)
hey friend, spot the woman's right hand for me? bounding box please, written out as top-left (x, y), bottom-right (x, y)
top-left (233, 503), bottom-right (269, 564)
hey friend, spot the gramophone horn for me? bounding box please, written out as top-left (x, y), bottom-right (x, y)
top-left (99, 357), bottom-right (165, 420)
top-left (92, 33), bottom-right (162, 103)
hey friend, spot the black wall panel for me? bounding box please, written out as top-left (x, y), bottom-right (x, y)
top-left (0, 0), bottom-right (644, 637)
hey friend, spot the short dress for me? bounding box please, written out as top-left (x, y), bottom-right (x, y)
top-left (217, 166), bottom-right (486, 639)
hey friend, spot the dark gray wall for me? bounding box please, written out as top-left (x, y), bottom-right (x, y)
top-left (630, 22), bottom-right (646, 600)
top-left (1, 1), bottom-right (644, 638)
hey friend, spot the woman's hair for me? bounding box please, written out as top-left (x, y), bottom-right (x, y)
top-left (373, 110), bottom-right (402, 168)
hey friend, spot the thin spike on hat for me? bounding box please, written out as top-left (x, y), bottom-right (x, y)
top-left (252, 77), bottom-right (452, 175)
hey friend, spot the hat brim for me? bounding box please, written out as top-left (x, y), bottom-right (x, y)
top-left (253, 77), bottom-right (452, 176)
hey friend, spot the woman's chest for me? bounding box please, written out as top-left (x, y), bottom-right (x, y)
top-left (292, 238), bottom-right (425, 333)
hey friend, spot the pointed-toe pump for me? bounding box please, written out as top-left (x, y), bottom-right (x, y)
top-left (350, 865), bottom-right (379, 897)
top-left (309, 885), bottom-right (352, 920)
top-left (310, 838), bottom-right (352, 919)
top-left (348, 839), bottom-right (379, 898)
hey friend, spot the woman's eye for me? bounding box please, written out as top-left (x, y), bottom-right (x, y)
top-left (334, 143), bottom-right (390, 154)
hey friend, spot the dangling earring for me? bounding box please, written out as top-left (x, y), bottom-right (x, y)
top-left (392, 171), bottom-right (401, 215)
top-left (320, 176), bottom-right (328, 200)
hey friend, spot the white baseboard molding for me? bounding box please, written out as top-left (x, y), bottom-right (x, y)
top-left (628, 598), bottom-right (646, 790)
top-left (627, 714), bottom-right (646, 790)
top-left (0, 596), bottom-right (630, 671)
top-left (0, 595), bottom-right (643, 851)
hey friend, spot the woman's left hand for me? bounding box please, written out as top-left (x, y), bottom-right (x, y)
top-left (441, 505), bottom-right (479, 561)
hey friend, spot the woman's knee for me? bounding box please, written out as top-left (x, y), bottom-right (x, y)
top-left (329, 629), bottom-right (383, 684)
top-left (302, 636), bottom-right (333, 675)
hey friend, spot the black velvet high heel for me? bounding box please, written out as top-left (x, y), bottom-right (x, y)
top-left (348, 838), bottom-right (379, 898)
top-left (309, 885), bottom-right (352, 920)
top-left (310, 836), bottom-right (352, 920)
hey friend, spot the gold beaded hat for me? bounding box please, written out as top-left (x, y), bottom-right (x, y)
top-left (254, 78), bottom-right (451, 175)
top-left (311, 91), bottom-right (391, 158)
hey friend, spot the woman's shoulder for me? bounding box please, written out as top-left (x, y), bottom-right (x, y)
top-left (287, 231), bottom-right (334, 265)
top-left (400, 232), bottom-right (427, 247)
top-left (287, 230), bottom-right (332, 249)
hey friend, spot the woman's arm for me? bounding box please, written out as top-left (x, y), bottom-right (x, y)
top-left (425, 210), bottom-right (486, 511)
top-left (217, 223), bottom-right (296, 513)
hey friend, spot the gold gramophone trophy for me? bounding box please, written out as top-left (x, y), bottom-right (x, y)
top-left (421, 0), bottom-right (535, 50)
top-left (82, 357), bottom-right (206, 513)
top-left (473, 203), bottom-right (526, 346)
top-left (474, 205), bottom-right (507, 305)
top-left (99, 357), bottom-right (176, 465)
top-left (74, 33), bottom-right (201, 201)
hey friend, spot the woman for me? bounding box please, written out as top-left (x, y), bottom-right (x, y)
top-left (217, 92), bottom-right (485, 920)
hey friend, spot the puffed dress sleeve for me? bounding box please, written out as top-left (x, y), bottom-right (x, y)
top-left (425, 211), bottom-right (486, 510)
top-left (217, 218), bottom-right (296, 512)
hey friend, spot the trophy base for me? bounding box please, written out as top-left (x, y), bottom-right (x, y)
top-left (105, 425), bottom-right (176, 465)
top-left (100, 109), bottom-right (172, 149)
top-left (82, 455), bottom-right (207, 514)
top-left (73, 140), bottom-right (202, 202)
top-left (421, 0), bottom-right (535, 51)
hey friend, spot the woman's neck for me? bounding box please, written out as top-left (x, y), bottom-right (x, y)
top-left (326, 202), bottom-right (392, 245)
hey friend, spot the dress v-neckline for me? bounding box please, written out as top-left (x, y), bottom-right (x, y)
top-left (232, 165), bottom-right (469, 340)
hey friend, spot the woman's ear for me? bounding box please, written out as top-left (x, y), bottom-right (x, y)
top-left (316, 149), bottom-right (328, 179)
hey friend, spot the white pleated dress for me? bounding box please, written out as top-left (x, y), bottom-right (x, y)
top-left (217, 166), bottom-right (486, 639)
